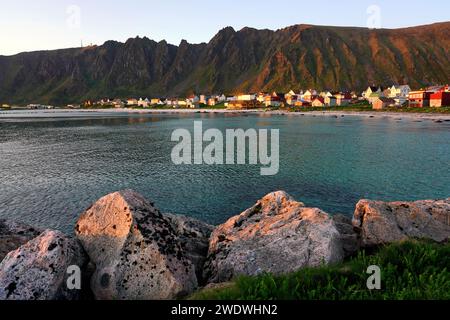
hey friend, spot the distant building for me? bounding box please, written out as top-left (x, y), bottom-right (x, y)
top-left (150, 98), bottom-right (162, 105)
top-left (363, 86), bottom-right (383, 99)
top-left (236, 94), bottom-right (256, 101)
top-left (311, 97), bottom-right (325, 107)
top-left (409, 90), bottom-right (432, 108)
top-left (138, 98), bottom-right (150, 107)
top-left (334, 92), bottom-right (352, 106)
top-left (127, 98), bottom-right (138, 106)
top-left (372, 97), bottom-right (396, 110)
top-left (324, 96), bottom-right (337, 106)
top-left (429, 90), bottom-right (450, 107)
top-left (207, 97), bottom-right (217, 106)
top-left (389, 85), bottom-right (411, 98)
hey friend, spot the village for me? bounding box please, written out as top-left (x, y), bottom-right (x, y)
top-left (1, 84), bottom-right (449, 111)
top-left (81, 84), bottom-right (450, 110)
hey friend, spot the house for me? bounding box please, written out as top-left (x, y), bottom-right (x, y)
top-left (334, 92), bottom-right (352, 106)
top-left (138, 98), bottom-right (150, 108)
top-left (302, 90), bottom-right (317, 102)
top-left (311, 97), bottom-right (325, 107)
top-left (150, 98), bottom-right (162, 105)
top-left (320, 91), bottom-right (333, 98)
top-left (264, 92), bottom-right (286, 107)
top-left (324, 96), bottom-right (337, 106)
top-left (367, 92), bottom-right (383, 104)
top-left (285, 90), bottom-right (298, 104)
top-left (408, 90), bottom-right (432, 108)
top-left (199, 95), bottom-right (208, 104)
top-left (113, 99), bottom-right (125, 108)
top-left (363, 86), bottom-right (382, 99)
top-left (177, 100), bottom-right (188, 107)
top-left (389, 85), bottom-right (411, 98)
top-left (429, 90), bottom-right (450, 107)
top-left (256, 92), bottom-right (268, 103)
top-left (207, 97), bottom-right (217, 106)
top-left (372, 97), bottom-right (396, 110)
top-left (217, 94), bottom-right (227, 102)
top-left (236, 94), bottom-right (256, 101)
top-left (127, 98), bottom-right (138, 106)
top-left (187, 95), bottom-right (200, 103)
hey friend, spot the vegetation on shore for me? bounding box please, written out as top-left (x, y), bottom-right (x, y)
top-left (285, 103), bottom-right (450, 114)
top-left (190, 240), bottom-right (450, 300)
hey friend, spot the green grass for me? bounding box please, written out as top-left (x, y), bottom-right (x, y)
top-left (286, 103), bottom-right (450, 114)
top-left (190, 241), bottom-right (450, 300)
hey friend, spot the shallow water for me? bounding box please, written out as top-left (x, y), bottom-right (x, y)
top-left (0, 111), bottom-right (449, 233)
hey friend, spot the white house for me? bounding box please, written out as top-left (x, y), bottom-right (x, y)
top-left (236, 94), bottom-right (256, 101)
top-left (363, 86), bottom-right (382, 99)
top-left (138, 98), bottom-right (150, 107)
top-left (389, 85), bottom-right (411, 98)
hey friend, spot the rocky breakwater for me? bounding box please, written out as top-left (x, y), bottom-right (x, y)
top-left (0, 190), bottom-right (449, 300)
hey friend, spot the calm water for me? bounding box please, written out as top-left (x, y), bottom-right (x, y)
top-left (0, 110), bottom-right (449, 233)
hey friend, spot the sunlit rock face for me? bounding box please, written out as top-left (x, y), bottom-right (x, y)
top-left (0, 230), bottom-right (87, 300)
top-left (203, 191), bottom-right (345, 284)
top-left (75, 190), bottom-right (198, 300)
top-left (353, 198), bottom-right (450, 247)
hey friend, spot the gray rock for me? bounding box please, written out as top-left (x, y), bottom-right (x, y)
top-left (0, 219), bottom-right (42, 262)
top-left (75, 190), bottom-right (197, 300)
top-left (203, 191), bottom-right (345, 284)
top-left (0, 230), bottom-right (87, 300)
top-left (353, 198), bottom-right (450, 247)
top-left (332, 214), bottom-right (360, 257)
top-left (164, 213), bottom-right (214, 285)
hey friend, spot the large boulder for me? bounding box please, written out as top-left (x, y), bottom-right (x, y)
top-left (0, 230), bottom-right (87, 300)
top-left (164, 213), bottom-right (214, 285)
top-left (0, 219), bottom-right (42, 262)
top-left (353, 198), bottom-right (450, 247)
top-left (203, 191), bottom-right (345, 284)
top-left (75, 190), bottom-right (197, 300)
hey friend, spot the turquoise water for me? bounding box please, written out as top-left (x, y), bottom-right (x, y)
top-left (0, 111), bottom-right (449, 233)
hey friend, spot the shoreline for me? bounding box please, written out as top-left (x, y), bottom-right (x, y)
top-left (1, 108), bottom-right (450, 120)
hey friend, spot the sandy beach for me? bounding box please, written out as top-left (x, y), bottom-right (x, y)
top-left (1, 108), bottom-right (450, 121)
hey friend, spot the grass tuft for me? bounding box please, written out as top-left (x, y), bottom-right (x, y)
top-left (190, 241), bottom-right (450, 300)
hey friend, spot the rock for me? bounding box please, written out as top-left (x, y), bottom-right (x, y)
top-left (75, 190), bottom-right (197, 300)
top-left (0, 219), bottom-right (42, 262)
top-left (164, 213), bottom-right (214, 285)
top-left (332, 214), bottom-right (360, 257)
top-left (353, 198), bottom-right (450, 247)
top-left (203, 191), bottom-right (344, 283)
top-left (0, 230), bottom-right (87, 300)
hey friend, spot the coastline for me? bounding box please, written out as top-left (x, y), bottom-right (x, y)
top-left (1, 108), bottom-right (450, 120)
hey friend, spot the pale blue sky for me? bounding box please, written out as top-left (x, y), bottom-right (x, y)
top-left (0, 0), bottom-right (448, 55)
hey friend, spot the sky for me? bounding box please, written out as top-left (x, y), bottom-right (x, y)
top-left (0, 0), bottom-right (449, 56)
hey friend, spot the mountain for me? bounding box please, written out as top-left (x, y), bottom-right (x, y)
top-left (0, 22), bottom-right (449, 105)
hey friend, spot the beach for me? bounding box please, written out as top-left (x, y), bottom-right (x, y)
top-left (1, 108), bottom-right (450, 121)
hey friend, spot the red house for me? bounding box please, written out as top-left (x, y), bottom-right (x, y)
top-left (408, 90), bottom-right (432, 108)
top-left (429, 86), bottom-right (450, 107)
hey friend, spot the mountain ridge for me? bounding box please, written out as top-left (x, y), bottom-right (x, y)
top-left (0, 22), bottom-right (449, 105)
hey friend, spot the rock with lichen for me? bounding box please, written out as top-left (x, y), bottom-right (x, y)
top-left (353, 198), bottom-right (450, 247)
top-left (164, 213), bottom-right (214, 285)
top-left (203, 191), bottom-right (345, 284)
top-left (0, 230), bottom-right (87, 300)
top-left (0, 219), bottom-right (42, 262)
top-left (75, 190), bottom-right (197, 300)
